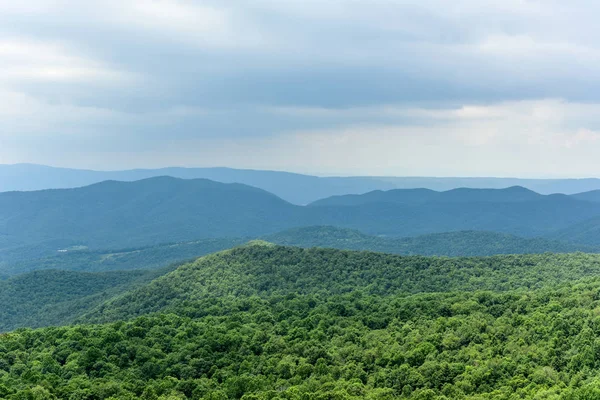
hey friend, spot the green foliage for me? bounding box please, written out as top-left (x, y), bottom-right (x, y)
top-left (82, 245), bottom-right (600, 323)
top-left (0, 268), bottom-right (173, 332)
top-left (6, 245), bottom-right (600, 398)
top-left (5, 280), bottom-right (600, 398)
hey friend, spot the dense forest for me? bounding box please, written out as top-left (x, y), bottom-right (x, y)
top-left (5, 245), bottom-right (600, 398)
top-left (7, 244), bottom-right (600, 332)
top-left (0, 267), bottom-right (176, 332)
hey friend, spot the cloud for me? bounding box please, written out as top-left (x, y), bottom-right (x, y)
top-left (0, 38), bottom-right (133, 84)
top-left (2, 0), bottom-right (600, 176)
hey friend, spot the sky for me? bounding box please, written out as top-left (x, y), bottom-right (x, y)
top-left (2, 0), bottom-right (600, 177)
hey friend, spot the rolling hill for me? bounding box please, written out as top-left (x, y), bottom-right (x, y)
top-left (0, 266), bottom-right (174, 332)
top-left (572, 189), bottom-right (600, 203)
top-left (3, 177), bottom-right (600, 262)
top-left (5, 244), bottom-right (600, 398)
top-left (0, 177), bottom-right (304, 257)
top-left (548, 216), bottom-right (600, 246)
top-left (84, 243), bottom-right (600, 323)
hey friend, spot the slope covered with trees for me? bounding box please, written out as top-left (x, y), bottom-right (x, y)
top-left (5, 245), bottom-right (600, 398)
top-left (0, 267), bottom-right (174, 332)
top-left (0, 177), bottom-right (303, 256)
top-left (83, 244), bottom-right (600, 323)
top-left (550, 216), bottom-right (600, 246)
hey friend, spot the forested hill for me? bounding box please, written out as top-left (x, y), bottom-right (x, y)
top-left (0, 177), bottom-right (303, 253)
top-left (4, 177), bottom-right (600, 260)
top-left (0, 267), bottom-right (173, 332)
top-left (84, 244), bottom-right (600, 324)
top-left (6, 245), bottom-right (600, 398)
top-left (550, 216), bottom-right (600, 246)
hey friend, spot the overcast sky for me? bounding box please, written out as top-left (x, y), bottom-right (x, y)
top-left (2, 0), bottom-right (600, 177)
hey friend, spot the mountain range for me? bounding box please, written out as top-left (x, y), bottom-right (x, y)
top-left (4, 163), bottom-right (600, 204)
top-left (3, 177), bottom-right (600, 264)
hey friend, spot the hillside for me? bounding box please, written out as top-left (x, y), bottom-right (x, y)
top-left (5, 246), bottom-right (600, 398)
top-left (0, 177), bottom-right (304, 257)
top-left (0, 267), bottom-right (173, 332)
top-left (549, 216), bottom-right (600, 246)
top-left (572, 189), bottom-right (600, 203)
top-left (3, 178), bottom-right (600, 261)
top-left (84, 244), bottom-right (600, 323)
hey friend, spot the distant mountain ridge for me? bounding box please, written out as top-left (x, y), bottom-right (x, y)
top-left (4, 163), bottom-right (600, 204)
top-left (3, 177), bottom-right (600, 262)
top-left (309, 186), bottom-right (547, 206)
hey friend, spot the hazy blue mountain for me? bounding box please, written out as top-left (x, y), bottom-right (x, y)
top-left (310, 186), bottom-right (543, 206)
top-left (379, 176), bottom-right (600, 195)
top-left (0, 164), bottom-right (395, 205)
top-left (3, 164), bottom-right (600, 204)
top-left (0, 177), bottom-right (303, 254)
top-left (2, 177), bottom-right (600, 262)
top-left (572, 190), bottom-right (600, 203)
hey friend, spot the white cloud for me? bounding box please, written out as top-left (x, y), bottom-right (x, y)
top-left (102, 0), bottom-right (271, 50)
top-left (0, 38), bottom-right (134, 84)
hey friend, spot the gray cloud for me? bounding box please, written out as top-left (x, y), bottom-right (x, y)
top-left (2, 0), bottom-right (600, 175)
